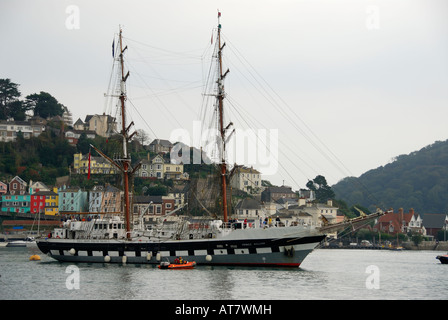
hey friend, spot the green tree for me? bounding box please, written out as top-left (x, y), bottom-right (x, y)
top-left (25, 91), bottom-right (64, 119)
top-left (76, 133), bottom-right (92, 154)
top-left (145, 185), bottom-right (167, 196)
top-left (0, 79), bottom-right (22, 120)
top-left (306, 175), bottom-right (335, 203)
top-left (411, 233), bottom-right (424, 246)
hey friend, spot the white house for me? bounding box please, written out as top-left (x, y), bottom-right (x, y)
top-left (230, 166), bottom-right (262, 195)
top-left (137, 154), bottom-right (186, 180)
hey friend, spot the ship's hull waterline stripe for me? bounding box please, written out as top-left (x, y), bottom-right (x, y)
top-left (40, 235), bottom-right (325, 267)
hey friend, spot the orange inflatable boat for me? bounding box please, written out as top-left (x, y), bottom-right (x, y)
top-left (158, 260), bottom-right (196, 269)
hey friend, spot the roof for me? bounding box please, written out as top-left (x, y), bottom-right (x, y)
top-left (235, 198), bottom-right (261, 210)
top-left (264, 186), bottom-right (295, 194)
top-left (275, 210), bottom-right (312, 218)
top-left (84, 114), bottom-right (115, 123)
top-left (59, 186), bottom-right (84, 193)
top-left (32, 190), bottom-right (58, 196)
top-left (10, 176), bottom-right (27, 186)
top-left (104, 185), bottom-right (121, 193)
top-left (422, 213), bottom-right (448, 229)
top-left (276, 198), bottom-right (298, 205)
top-left (149, 139), bottom-right (173, 147)
top-left (133, 195), bottom-right (163, 204)
top-left (375, 208), bottom-right (420, 232)
top-left (236, 166), bottom-right (261, 174)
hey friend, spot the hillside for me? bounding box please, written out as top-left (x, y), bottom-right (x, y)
top-left (332, 140), bottom-right (448, 214)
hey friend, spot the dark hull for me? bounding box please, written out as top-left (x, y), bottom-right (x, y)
top-left (436, 255), bottom-right (448, 264)
top-left (37, 233), bottom-right (325, 267)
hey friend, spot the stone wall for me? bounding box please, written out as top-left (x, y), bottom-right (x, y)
top-left (402, 241), bottom-right (448, 251)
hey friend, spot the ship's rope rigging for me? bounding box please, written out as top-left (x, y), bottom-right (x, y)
top-left (103, 27), bottom-right (380, 209)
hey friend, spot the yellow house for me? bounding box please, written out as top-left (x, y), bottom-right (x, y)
top-left (73, 153), bottom-right (117, 175)
top-left (32, 187), bottom-right (59, 215)
top-left (163, 162), bottom-right (184, 180)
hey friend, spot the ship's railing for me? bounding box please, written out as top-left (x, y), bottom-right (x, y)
top-left (222, 219), bottom-right (290, 229)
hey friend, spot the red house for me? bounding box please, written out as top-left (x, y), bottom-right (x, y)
top-left (373, 208), bottom-right (423, 235)
top-left (30, 194), bottom-right (46, 214)
top-left (9, 176), bottom-right (27, 195)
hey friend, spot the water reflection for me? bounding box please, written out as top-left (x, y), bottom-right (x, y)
top-left (2, 248), bottom-right (448, 300)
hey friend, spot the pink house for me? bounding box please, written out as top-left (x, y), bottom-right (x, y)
top-left (0, 181), bottom-right (7, 194)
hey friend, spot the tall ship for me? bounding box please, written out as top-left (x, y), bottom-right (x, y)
top-left (36, 13), bottom-right (383, 267)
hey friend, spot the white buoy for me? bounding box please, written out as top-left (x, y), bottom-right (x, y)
top-left (156, 253), bottom-right (161, 261)
top-left (206, 255), bottom-right (212, 262)
top-left (146, 252), bottom-right (152, 261)
top-left (69, 248), bottom-right (76, 255)
top-left (122, 256), bottom-right (127, 264)
top-left (104, 255), bottom-right (111, 263)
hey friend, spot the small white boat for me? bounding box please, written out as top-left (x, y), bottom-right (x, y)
top-left (6, 237), bottom-right (36, 248)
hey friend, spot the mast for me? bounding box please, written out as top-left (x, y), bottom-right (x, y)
top-left (91, 28), bottom-right (140, 239)
top-left (117, 27), bottom-right (134, 239)
top-left (216, 11), bottom-right (231, 223)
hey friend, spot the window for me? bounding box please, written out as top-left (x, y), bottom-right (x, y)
top-left (166, 203), bottom-right (172, 208)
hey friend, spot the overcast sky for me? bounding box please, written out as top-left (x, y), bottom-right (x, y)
top-left (1, 0), bottom-right (447, 189)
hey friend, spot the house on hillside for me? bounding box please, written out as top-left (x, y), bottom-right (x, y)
top-left (276, 199), bottom-right (338, 227)
top-left (231, 166), bottom-right (262, 195)
top-left (58, 186), bottom-right (88, 213)
top-left (9, 176), bottom-right (27, 195)
top-left (0, 181), bottom-right (7, 194)
top-left (89, 185), bottom-right (122, 213)
top-left (1, 193), bottom-right (31, 214)
top-left (73, 153), bottom-right (117, 175)
top-left (422, 213), bottom-right (448, 238)
top-left (261, 185), bottom-right (297, 202)
top-left (65, 129), bottom-right (96, 145)
top-left (0, 120), bottom-right (45, 142)
top-left (31, 188), bottom-right (59, 215)
top-left (29, 181), bottom-right (50, 194)
top-left (137, 154), bottom-right (186, 180)
top-left (73, 114), bottom-right (116, 138)
top-left (235, 198), bottom-right (262, 219)
top-left (149, 139), bottom-right (173, 154)
top-left (373, 208), bottom-right (425, 235)
top-left (132, 195), bottom-right (175, 218)
top-left (167, 183), bottom-right (188, 208)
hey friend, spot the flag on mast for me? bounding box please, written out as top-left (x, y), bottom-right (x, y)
top-left (87, 150), bottom-right (91, 180)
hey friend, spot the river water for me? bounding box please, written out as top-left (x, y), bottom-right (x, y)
top-left (1, 246), bottom-right (447, 300)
